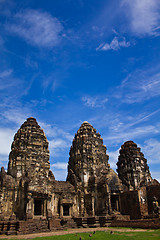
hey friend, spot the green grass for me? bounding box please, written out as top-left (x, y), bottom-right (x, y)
top-left (1, 229), bottom-right (160, 240)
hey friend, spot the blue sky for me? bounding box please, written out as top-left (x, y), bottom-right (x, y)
top-left (0, 0), bottom-right (160, 181)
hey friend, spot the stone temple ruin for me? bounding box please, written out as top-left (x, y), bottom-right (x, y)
top-left (0, 117), bottom-right (160, 234)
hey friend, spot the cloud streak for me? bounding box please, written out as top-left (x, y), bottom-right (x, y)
top-left (51, 162), bottom-right (68, 180)
top-left (104, 124), bottom-right (160, 144)
top-left (96, 36), bottom-right (130, 51)
top-left (108, 149), bottom-right (120, 170)
top-left (1, 105), bottom-right (32, 126)
top-left (0, 69), bottom-right (17, 90)
top-left (0, 128), bottom-right (15, 155)
top-left (51, 162), bottom-right (67, 170)
top-left (82, 96), bottom-right (108, 108)
top-left (115, 68), bottom-right (160, 104)
top-left (141, 138), bottom-right (160, 164)
top-left (6, 9), bottom-right (63, 47)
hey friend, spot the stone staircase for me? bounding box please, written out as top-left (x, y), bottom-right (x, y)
top-left (74, 216), bottom-right (112, 228)
top-left (0, 221), bottom-right (19, 235)
top-left (61, 218), bottom-right (78, 229)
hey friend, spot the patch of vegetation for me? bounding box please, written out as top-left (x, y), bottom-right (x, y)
top-left (0, 229), bottom-right (160, 240)
top-left (12, 229), bottom-right (160, 240)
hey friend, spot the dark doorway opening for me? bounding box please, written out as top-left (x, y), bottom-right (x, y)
top-left (34, 199), bottom-right (43, 215)
top-left (111, 195), bottom-right (119, 211)
top-left (63, 205), bottom-right (70, 216)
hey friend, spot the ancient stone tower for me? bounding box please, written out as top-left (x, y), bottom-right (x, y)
top-left (117, 141), bottom-right (152, 190)
top-left (1, 117), bottom-right (75, 221)
top-left (8, 117), bottom-right (50, 181)
top-left (67, 121), bottom-right (122, 216)
top-left (67, 121), bottom-right (110, 184)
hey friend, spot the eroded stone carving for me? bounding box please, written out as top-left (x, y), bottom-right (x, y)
top-left (117, 141), bottom-right (153, 190)
top-left (67, 121), bottom-right (123, 216)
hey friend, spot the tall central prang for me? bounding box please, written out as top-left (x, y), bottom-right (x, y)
top-left (67, 121), bottom-right (110, 184)
top-left (67, 121), bottom-right (122, 216)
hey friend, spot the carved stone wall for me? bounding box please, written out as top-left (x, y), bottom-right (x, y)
top-left (0, 117), bottom-right (76, 221)
top-left (0, 167), bottom-right (16, 220)
top-left (8, 117), bottom-right (50, 181)
top-left (67, 121), bottom-right (123, 216)
top-left (117, 141), bottom-right (152, 190)
top-left (67, 121), bottom-right (109, 184)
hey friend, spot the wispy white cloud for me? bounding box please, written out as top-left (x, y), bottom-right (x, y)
top-left (49, 138), bottom-right (71, 158)
top-left (108, 149), bottom-right (120, 170)
top-left (88, 106), bottom-right (160, 138)
top-left (151, 171), bottom-right (160, 182)
top-left (82, 96), bottom-right (108, 108)
top-left (42, 76), bottom-right (59, 93)
top-left (0, 128), bottom-right (15, 155)
top-left (125, 109), bottom-right (160, 128)
top-left (49, 139), bottom-right (70, 150)
top-left (141, 138), bottom-right (160, 164)
top-left (96, 36), bottom-right (130, 51)
top-left (121, 0), bottom-right (160, 36)
top-left (0, 69), bottom-right (18, 90)
top-left (6, 9), bottom-right (63, 47)
top-left (0, 68), bottom-right (32, 99)
top-left (104, 124), bottom-right (160, 144)
top-left (40, 121), bottom-right (73, 141)
top-left (51, 162), bottom-right (68, 180)
top-left (51, 168), bottom-right (67, 181)
top-left (1, 106), bottom-right (32, 126)
top-left (93, 110), bottom-right (160, 145)
top-left (40, 121), bottom-right (73, 158)
top-left (0, 154), bottom-right (8, 170)
top-left (51, 162), bottom-right (67, 170)
top-left (116, 68), bottom-right (160, 103)
top-left (0, 69), bottom-right (13, 78)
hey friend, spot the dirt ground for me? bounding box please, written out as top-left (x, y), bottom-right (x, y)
top-left (0, 227), bottom-right (154, 239)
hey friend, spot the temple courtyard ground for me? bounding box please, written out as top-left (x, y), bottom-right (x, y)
top-left (0, 227), bottom-right (159, 240)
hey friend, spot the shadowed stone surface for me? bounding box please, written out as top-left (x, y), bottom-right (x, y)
top-left (117, 141), bottom-right (153, 190)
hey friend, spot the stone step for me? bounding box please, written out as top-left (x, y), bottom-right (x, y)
top-left (6, 231), bottom-right (17, 235)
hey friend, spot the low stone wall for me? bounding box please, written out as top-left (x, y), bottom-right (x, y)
top-left (110, 218), bottom-right (160, 229)
top-left (0, 217), bottom-right (160, 235)
top-left (18, 219), bottom-right (50, 234)
top-left (0, 221), bottom-right (19, 235)
top-left (48, 218), bottom-right (61, 231)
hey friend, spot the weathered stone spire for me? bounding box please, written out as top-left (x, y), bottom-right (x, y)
top-left (8, 117), bottom-right (50, 179)
top-left (117, 140), bottom-right (152, 190)
top-left (67, 121), bottom-right (109, 184)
